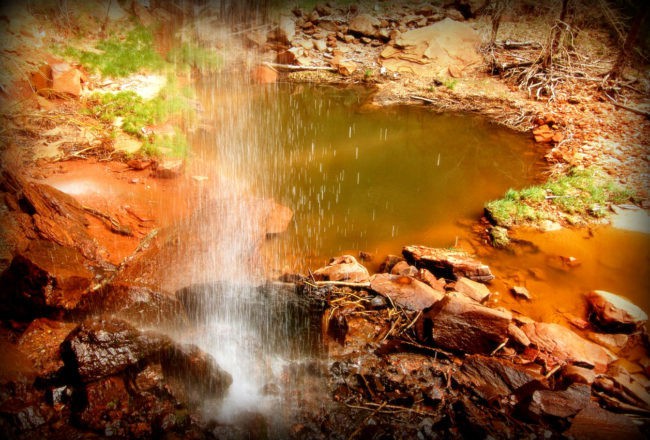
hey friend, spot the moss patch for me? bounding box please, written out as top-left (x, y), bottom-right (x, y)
top-left (65, 25), bottom-right (165, 77)
top-left (485, 168), bottom-right (635, 229)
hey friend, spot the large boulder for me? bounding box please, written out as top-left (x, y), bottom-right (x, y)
top-left (72, 283), bottom-right (186, 326)
top-left (521, 322), bottom-right (611, 373)
top-left (61, 318), bottom-right (168, 382)
top-left (380, 18), bottom-right (482, 77)
top-left (312, 255), bottom-right (370, 283)
top-left (0, 240), bottom-right (94, 320)
top-left (1, 172), bottom-right (99, 260)
top-left (61, 318), bottom-right (232, 401)
top-left (417, 293), bottom-right (511, 353)
top-left (403, 245), bottom-right (494, 282)
top-left (586, 290), bottom-right (648, 330)
top-left (17, 318), bottom-right (77, 382)
top-left (369, 273), bottom-right (444, 311)
top-left (459, 355), bottom-right (546, 401)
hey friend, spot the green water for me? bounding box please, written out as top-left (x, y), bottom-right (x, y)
top-left (193, 82), bottom-right (545, 270)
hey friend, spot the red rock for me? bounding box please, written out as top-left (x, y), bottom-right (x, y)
top-left (453, 276), bottom-right (490, 303)
top-left (348, 13), bottom-right (380, 38)
top-left (73, 283), bottom-right (185, 326)
top-left (337, 60), bottom-right (357, 76)
top-left (586, 332), bottom-right (629, 353)
top-left (390, 260), bottom-right (417, 276)
top-left (18, 318), bottom-right (77, 381)
top-left (459, 355), bottom-right (545, 401)
top-left (403, 245), bottom-right (494, 282)
top-left (378, 254), bottom-right (404, 273)
top-left (508, 323), bottom-right (531, 347)
top-left (564, 403), bottom-right (644, 440)
top-left (511, 286), bottom-right (531, 300)
top-left (77, 376), bottom-right (130, 433)
top-left (0, 240), bottom-right (94, 319)
top-left (313, 255), bottom-right (369, 283)
top-left (30, 64), bottom-right (52, 95)
top-left (417, 293), bottom-right (511, 353)
top-left (152, 158), bottom-right (183, 178)
top-left (370, 273), bottom-right (444, 311)
top-left (415, 268), bottom-right (447, 291)
top-left (562, 364), bottom-right (596, 384)
top-left (586, 290), bottom-right (648, 330)
top-left (521, 322), bottom-right (611, 373)
top-left (251, 65), bottom-right (278, 84)
top-left (262, 199), bottom-right (293, 235)
top-left (532, 124), bottom-right (553, 143)
top-left (527, 383), bottom-right (591, 418)
top-left (51, 62), bottom-right (82, 97)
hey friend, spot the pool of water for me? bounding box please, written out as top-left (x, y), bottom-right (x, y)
top-left (189, 82), bottom-right (546, 272)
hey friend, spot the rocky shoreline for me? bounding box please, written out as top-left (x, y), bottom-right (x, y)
top-left (1, 1), bottom-right (649, 438)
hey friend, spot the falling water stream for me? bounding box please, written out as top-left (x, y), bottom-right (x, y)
top-left (162, 72), bottom-right (547, 432)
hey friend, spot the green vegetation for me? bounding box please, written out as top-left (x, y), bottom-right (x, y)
top-left (167, 42), bottom-right (223, 73)
top-left (65, 26), bottom-right (165, 77)
top-left (443, 78), bottom-right (457, 90)
top-left (142, 131), bottom-right (190, 158)
top-left (85, 80), bottom-right (195, 157)
top-left (485, 168), bottom-right (634, 229)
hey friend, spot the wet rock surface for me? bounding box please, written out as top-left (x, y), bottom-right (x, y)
top-left (403, 245), bottom-right (495, 282)
top-left (587, 290), bottom-right (648, 330)
top-left (312, 255), bottom-right (370, 283)
top-left (0, 240), bottom-right (94, 320)
top-left (417, 293), bottom-right (512, 354)
top-left (369, 273), bottom-right (444, 311)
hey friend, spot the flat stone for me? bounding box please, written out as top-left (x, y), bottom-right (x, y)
top-left (564, 403), bottom-right (644, 440)
top-left (348, 13), bottom-right (380, 38)
top-left (528, 383), bottom-right (591, 418)
top-left (562, 364), bottom-right (596, 385)
top-left (511, 286), bottom-right (531, 300)
top-left (417, 293), bottom-right (511, 353)
top-left (369, 273), bottom-right (444, 311)
top-left (403, 245), bottom-right (494, 282)
top-left (522, 322), bottom-right (611, 373)
top-left (586, 290), bottom-right (648, 330)
top-left (313, 255), bottom-right (369, 283)
top-left (459, 354), bottom-right (545, 401)
top-left (453, 277), bottom-right (491, 303)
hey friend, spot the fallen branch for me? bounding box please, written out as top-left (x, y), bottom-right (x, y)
top-left (500, 40), bottom-right (542, 50)
top-left (410, 95), bottom-right (435, 104)
top-left (263, 61), bottom-right (336, 72)
top-left (313, 280), bottom-right (371, 288)
top-left (83, 205), bottom-right (133, 236)
top-left (604, 92), bottom-right (650, 118)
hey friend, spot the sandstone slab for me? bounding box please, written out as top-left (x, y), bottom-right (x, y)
top-left (370, 273), bottom-right (444, 311)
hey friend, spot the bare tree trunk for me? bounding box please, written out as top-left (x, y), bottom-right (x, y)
top-left (489, 0), bottom-right (507, 47)
top-left (542, 0), bottom-right (569, 68)
top-left (609, 2), bottom-right (650, 79)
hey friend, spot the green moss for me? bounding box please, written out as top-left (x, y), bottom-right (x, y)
top-left (167, 43), bottom-right (223, 73)
top-left (142, 131), bottom-right (189, 158)
top-left (485, 167), bottom-right (635, 229)
top-left (489, 226), bottom-right (510, 248)
top-left (86, 84), bottom-right (194, 139)
top-left (65, 25), bottom-right (165, 77)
